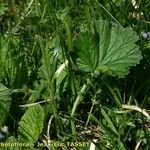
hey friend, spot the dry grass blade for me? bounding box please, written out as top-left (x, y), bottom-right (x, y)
top-left (122, 104), bottom-right (150, 120)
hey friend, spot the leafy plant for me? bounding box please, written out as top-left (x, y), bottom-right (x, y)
top-left (0, 83), bottom-right (11, 126)
top-left (74, 20), bottom-right (142, 77)
top-left (0, 0), bottom-right (150, 150)
top-left (18, 104), bottom-right (44, 146)
top-left (70, 19), bottom-right (142, 139)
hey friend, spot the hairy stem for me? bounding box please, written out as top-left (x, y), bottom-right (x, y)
top-left (40, 38), bottom-right (62, 136)
top-left (70, 79), bottom-right (90, 139)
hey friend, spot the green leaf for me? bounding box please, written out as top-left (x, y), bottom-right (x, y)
top-left (56, 6), bottom-right (70, 21)
top-left (0, 3), bottom-right (8, 16)
top-left (18, 104), bottom-right (44, 145)
top-left (75, 32), bottom-right (99, 72)
top-left (75, 20), bottom-right (142, 77)
top-left (0, 83), bottom-right (11, 126)
top-left (100, 107), bottom-right (118, 135)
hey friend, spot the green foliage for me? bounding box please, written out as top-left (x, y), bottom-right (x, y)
top-left (75, 20), bottom-right (142, 77)
top-left (0, 3), bottom-right (7, 16)
top-left (18, 104), bottom-right (44, 145)
top-left (0, 0), bottom-right (150, 149)
top-left (75, 31), bottom-right (98, 72)
top-left (0, 83), bottom-right (11, 126)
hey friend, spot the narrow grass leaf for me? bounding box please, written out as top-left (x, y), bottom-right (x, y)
top-left (89, 113), bottom-right (118, 138)
top-left (104, 82), bottom-right (122, 108)
top-left (100, 107), bottom-right (118, 135)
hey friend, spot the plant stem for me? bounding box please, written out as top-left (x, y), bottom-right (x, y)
top-left (84, 3), bottom-right (93, 30)
top-left (64, 17), bottom-right (73, 52)
top-left (64, 17), bottom-right (77, 96)
top-left (70, 80), bottom-right (90, 139)
top-left (40, 38), bottom-right (63, 136)
top-left (85, 96), bottom-right (96, 127)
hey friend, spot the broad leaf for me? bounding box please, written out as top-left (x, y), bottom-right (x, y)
top-left (75, 20), bottom-right (142, 77)
top-left (18, 104), bottom-right (44, 145)
top-left (0, 83), bottom-right (11, 126)
top-left (75, 32), bottom-right (99, 72)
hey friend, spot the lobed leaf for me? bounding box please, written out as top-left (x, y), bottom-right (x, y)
top-left (75, 32), bottom-right (99, 72)
top-left (75, 20), bottom-right (142, 77)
